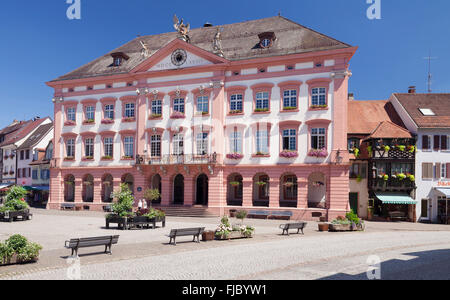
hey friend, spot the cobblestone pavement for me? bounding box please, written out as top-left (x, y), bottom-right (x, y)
top-left (1, 209), bottom-right (450, 280)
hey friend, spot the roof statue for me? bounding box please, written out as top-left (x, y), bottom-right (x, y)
top-left (173, 15), bottom-right (190, 43)
top-left (212, 27), bottom-right (224, 57)
top-left (140, 40), bottom-right (150, 58)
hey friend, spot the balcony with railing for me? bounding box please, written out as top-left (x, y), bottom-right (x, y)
top-left (136, 153), bottom-right (220, 166)
top-left (369, 177), bottom-right (416, 191)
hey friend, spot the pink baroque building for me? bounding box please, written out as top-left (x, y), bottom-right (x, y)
top-left (46, 16), bottom-right (356, 221)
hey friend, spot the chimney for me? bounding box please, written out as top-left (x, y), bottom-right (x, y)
top-left (408, 86), bottom-right (416, 94)
top-left (348, 93), bottom-right (354, 100)
top-left (203, 22), bottom-right (213, 27)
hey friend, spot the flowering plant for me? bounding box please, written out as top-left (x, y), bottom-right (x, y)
top-left (170, 111), bottom-right (185, 119)
top-left (310, 104), bottom-right (328, 109)
top-left (280, 150), bottom-right (298, 158)
top-left (255, 181), bottom-right (267, 186)
top-left (101, 118), bottom-right (114, 124)
top-left (229, 181), bottom-right (240, 187)
top-left (149, 114), bottom-right (162, 119)
top-left (407, 174), bottom-right (415, 182)
top-left (122, 117), bottom-right (136, 122)
top-left (308, 148), bottom-right (328, 158)
top-left (407, 145), bottom-right (416, 153)
top-left (229, 110), bottom-right (242, 115)
top-left (397, 173), bottom-right (407, 181)
top-left (64, 120), bottom-right (76, 126)
top-left (226, 153), bottom-right (244, 160)
top-left (215, 216), bottom-right (233, 239)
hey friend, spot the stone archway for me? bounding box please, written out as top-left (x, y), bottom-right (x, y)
top-left (101, 174), bottom-right (114, 203)
top-left (82, 174), bottom-right (94, 203)
top-left (64, 174), bottom-right (75, 203)
top-left (280, 173), bottom-right (298, 208)
top-left (308, 172), bottom-right (327, 208)
top-left (227, 173), bottom-right (243, 206)
top-left (151, 174), bottom-right (162, 204)
top-left (173, 174), bottom-right (184, 205)
top-left (195, 173), bottom-right (209, 206)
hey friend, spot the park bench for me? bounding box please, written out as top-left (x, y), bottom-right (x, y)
top-left (279, 222), bottom-right (307, 236)
top-left (388, 211), bottom-right (408, 221)
top-left (269, 211), bottom-right (293, 220)
top-left (248, 210), bottom-right (270, 219)
top-left (64, 235), bottom-right (119, 256)
top-left (168, 227), bottom-right (205, 246)
top-left (61, 203), bottom-right (76, 210)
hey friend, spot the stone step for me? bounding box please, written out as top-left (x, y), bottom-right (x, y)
top-left (151, 206), bottom-right (219, 218)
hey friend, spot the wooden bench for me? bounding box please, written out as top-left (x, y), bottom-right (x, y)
top-left (61, 203), bottom-right (76, 210)
top-left (64, 235), bottom-right (119, 256)
top-left (248, 210), bottom-right (270, 219)
top-left (168, 227), bottom-right (205, 246)
top-left (388, 211), bottom-right (408, 221)
top-left (279, 222), bottom-right (307, 236)
top-left (269, 211), bottom-right (293, 220)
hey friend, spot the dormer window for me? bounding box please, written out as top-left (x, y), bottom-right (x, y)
top-left (110, 52), bottom-right (130, 67)
top-left (258, 32), bottom-right (276, 49)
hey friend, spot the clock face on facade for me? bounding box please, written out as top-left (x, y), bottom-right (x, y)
top-left (171, 49), bottom-right (187, 66)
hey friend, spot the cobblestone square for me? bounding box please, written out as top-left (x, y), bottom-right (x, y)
top-left (1, 209), bottom-right (450, 280)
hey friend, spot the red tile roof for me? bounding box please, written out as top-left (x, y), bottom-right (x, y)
top-left (393, 93), bottom-right (450, 128)
top-left (366, 121), bottom-right (413, 140)
top-left (348, 100), bottom-right (407, 135)
top-left (0, 118), bottom-right (49, 148)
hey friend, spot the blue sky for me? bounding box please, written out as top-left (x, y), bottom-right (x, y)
top-left (0, 0), bottom-right (449, 128)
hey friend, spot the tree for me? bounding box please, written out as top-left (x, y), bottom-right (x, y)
top-left (111, 183), bottom-right (134, 217)
top-left (144, 189), bottom-right (161, 208)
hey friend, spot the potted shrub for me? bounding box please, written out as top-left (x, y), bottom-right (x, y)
top-left (215, 216), bottom-right (254, 240)
top-left (229, 181), bottom-right (240, 187)
top-left (0, 186), bottom-right (31, 222)
top-left (353, 148), bottom-right (360, 158)
top-left (229, 209), bottom-right (237, 218)
top-left (105, 184), bottom-right (134, 229)
top-left (236, 210), bottom-right (248, 224)
top-left (318, 223), bottom-right (329, 232)
top-left (0, 234), bottom-right (42, 266)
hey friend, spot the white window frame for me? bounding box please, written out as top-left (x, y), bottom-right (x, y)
top-left (256, 130), bottom-right (269, 154)
top-left (124, 137), bottom-right (134, 157)
top-left (67, 107), bottom-right (76, 122)
top-left (85, 106), bottom-right (95, 121)
top-left (282, 129), bottom-right (297, 151)
top-left (173, 134), bottom-right (184, 156)
top-left (311, 87), bottom-right (327, 106)
top-left (256, 92), bottom-right (269, 110)
top-left (283, 90), bottom-right (297, 109)
top-left (151, 100), bottom-right (162, 115)
top-left (105, 104), bottom-right (114, 119)
top-left (104, 137), bottom-right (113, 157)
top-left (311, 128), bottom-right (326, 149)
top-left (124, 103), bottom-right (135, 118)
top-left (230, 94), bottom-right (243, 112)
top-left (196, 132), bottom-right (209, 156)
top-left (173, 98), bottom-right (185, 113)
top-left (197, 96), bottom-right (209, 114)
top-left (150, 135), bottom-right (161, 157)
top-left (85, 138), bottom-right (94, 157)
top-left (230, 131), bottom-right (243, 154)
top-left (66, 139), bottom-right (75, 157)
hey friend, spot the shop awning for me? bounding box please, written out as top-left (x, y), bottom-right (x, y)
top-left (23, 186), bottom-right (49, 192)
top-left (0, 184), bottom-right (12, 192)
top-left (435, 188), bottom-right (450, 198)
top-left (375, 192), bottom-right (417, 205)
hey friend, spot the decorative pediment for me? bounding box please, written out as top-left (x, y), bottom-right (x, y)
top-left (131, 39), bottom-right (228, 73)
